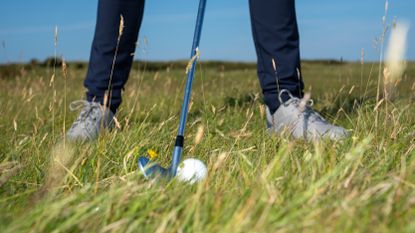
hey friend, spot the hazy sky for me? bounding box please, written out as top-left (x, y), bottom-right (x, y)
top-left (0, 0), bottom-right (413, 63)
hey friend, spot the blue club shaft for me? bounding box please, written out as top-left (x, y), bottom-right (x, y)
top-left (170, 0), bottom-right (207, 176)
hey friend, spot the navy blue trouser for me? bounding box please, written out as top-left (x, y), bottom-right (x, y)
top-left (84, 0), bottom-right (304, 114)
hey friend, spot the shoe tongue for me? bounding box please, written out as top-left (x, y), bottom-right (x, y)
top-left (303, 107), bottom-right (326, 123)
top-left (279, 91), bottom-right (294, 104)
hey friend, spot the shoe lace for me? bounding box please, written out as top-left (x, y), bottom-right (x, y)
top-left (69, 100), bottom-right (101, 127)
top-left (278, 89), bottom-right (326, 123)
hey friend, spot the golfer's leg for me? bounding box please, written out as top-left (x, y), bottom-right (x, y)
top-left (84, 0), bottom-right (145, 113)
top-left (249, 0), bottom-right (304, 114)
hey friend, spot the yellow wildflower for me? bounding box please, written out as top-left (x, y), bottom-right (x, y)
top-left (147, 149), bottom-right (158, 160)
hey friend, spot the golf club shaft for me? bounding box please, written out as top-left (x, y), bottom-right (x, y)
top-left (171, 0), bottom-right (207, 176)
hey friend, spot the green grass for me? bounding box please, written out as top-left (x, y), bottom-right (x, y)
top-left (0, 61), bottom-right (414, 232)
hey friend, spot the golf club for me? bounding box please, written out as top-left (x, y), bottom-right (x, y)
top-left (138, 0), bottom-right (207, 179)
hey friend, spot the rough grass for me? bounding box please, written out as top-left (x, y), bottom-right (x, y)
top-left (0, 61), bottom-right (414, 232)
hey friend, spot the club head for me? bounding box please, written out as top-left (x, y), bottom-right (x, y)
top-left (138, 156), bottom-right (170, 179)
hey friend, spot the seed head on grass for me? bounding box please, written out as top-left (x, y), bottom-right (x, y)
top-left (259, 104), bottom-right (265, 119)
top-left (212, 152), bottom-right (228, 171)
top-left (298, 92), bottom-right (311, 112)
top-left (384, 21), bottom-right (409, 100)
top-left (119, 15), bottom-right (124, 36)
top-left (271, 58), bottom-right (281, 93)
top-left (194, 124), bottom-right (205, 145)
top-left (36, 141), bottom-right (76, 199)
top-left (186, 47), bottom-right (200, 74)
top-left (13, 118), bottom-right (17, 131)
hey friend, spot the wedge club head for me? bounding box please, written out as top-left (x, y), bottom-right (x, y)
top-left (138, 156), bottom-right (170, 179)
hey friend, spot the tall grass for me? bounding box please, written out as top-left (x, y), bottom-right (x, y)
top-left (0, 60), bottom-right (414, 232)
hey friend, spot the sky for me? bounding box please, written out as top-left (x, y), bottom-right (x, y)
top-left (0, 0), bottom-right (414, 63)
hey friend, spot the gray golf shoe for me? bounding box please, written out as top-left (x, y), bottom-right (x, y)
top-left (67, 100), bottom-right (114, 141)
top-left (266, 89), bottom-right (349, 141)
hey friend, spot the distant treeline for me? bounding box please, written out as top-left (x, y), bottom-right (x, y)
top-left (0, 57), bottom-right (346, 70)
top-left (0, 58), bottom-right (360, 79)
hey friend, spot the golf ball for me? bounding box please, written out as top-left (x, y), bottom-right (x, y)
top-left (177, 158), bottom-right (208, 184)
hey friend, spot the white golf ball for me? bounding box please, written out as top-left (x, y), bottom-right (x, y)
top-left (177, 158), bottom-right (208, 184)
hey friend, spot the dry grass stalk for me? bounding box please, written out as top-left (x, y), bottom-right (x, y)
top-left (49, 74), bottom-right (55, 87)
top-left (123, 147), bottom-right (138, 175)
top-left (375, 0), bottom-right (390, 128)
top-left (51, 25), bottom-right (58, 141)
top-left (296, 68), bottom-right (302, 97)
top-left (106, 15), bottom-right (125, 114)
top-left (212, 152), bottom-right (228, 171)
top-left (103, 91), bottom-right (109, 111)
top-left (361, 48), bottom-right (365, 65)
top-left (101, 91), bottom-right (120, 129)
top-left (360, 48), bottom-right (365, 96)
top-left (0, 161), bottom-right (22, 187)
top-left (50, 25), bottom-right (58, 88)
top-left (113, 116), bottom-right (122, 129)
top-left (374, 98), bottom-right (385, 112)
top-left (54, 26), bottom-right (58, 47)
top-left (62, 58), bottom-right (68, 140)
top-left (0, 161), bottom-right (18, 171)
top-left (188, 99), bottom-right (194, 112)
top-left (349, 85), bottom-right (355, 95)
top-left (0, 166), bottom-right (22, 187)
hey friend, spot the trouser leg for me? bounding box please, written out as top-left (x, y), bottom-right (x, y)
top-left (84, 0), bottom-right (145, 113)
top-left (249, 0), bottom-right (304, 114)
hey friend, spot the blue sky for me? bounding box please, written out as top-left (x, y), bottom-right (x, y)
top-left (0, 0), bottom-right (413, 63)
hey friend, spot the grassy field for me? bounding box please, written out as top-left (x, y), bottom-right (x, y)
top-left (0, 61), bottom-right (414, 232)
